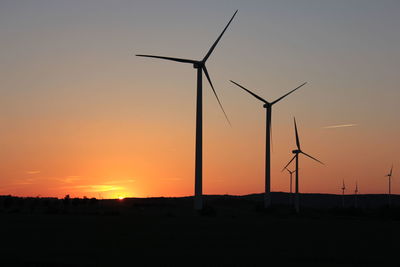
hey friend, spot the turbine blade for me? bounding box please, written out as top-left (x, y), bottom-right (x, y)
top-left (282, 155), bottom-right (296, 172)
top-left (390, 165), bottom-right (393, 176)
top-left (230, 80), bottom-right (269, 104)
top-left (301, 151), bottom-right (324, 165)
top-left (203, 66), bottom-right (231, 126)
top-left (136, 54), bottom-right (196, 64)
top-left (203, 10), bottom-right (238, 62)
top-left (271, 82), bottom-right (307, 105)
top-left (294, 117), bottom-right (301, 150)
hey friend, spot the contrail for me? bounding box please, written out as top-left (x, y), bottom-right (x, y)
top-left (323, 124), bottom-right (357, 129)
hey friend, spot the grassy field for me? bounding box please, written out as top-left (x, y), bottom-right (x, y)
top-left (0, 194), bottom-right (399, 266)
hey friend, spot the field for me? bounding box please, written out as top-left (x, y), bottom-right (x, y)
top-left (1, 193), bottom-right (399, 266)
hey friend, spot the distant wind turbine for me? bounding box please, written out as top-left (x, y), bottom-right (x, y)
top-left (282, 118), bottom-right (324, 213)
top-left (384, 165), bottom-right (393, 206)
top-left (136, 10), bottom-right (238, 210)
top-left (285, 168), bottom-right (296, 194)
top-left (230, 80), bottom-right (306, 208)
top-left (285, 168), bottom-right (296, 205)
top-left (354, 181), bottom-right (358, 208)
top-left (341, 179), bottom-right (346, 208)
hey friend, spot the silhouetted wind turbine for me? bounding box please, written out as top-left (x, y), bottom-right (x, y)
top-left (282, 118), bottom-right (324, 213)
top-left (285, 167), bottom-right (296, 205)
top-left (136, 10), bottom-right (238, 210)
top-left (341, 179), bottom-right (346, 208)
top-left (230, 80), bottom-right (306, 208)
top-left (384, 165), bottom-right (393, 206)
top-left (285, 168), bottom-right (296, 194)
top-left (354, 181), bottom-right (358, 208)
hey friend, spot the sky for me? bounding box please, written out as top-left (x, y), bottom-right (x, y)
top-left (1, 0), bottom-right (399, 198)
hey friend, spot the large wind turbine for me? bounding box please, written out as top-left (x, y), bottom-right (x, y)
top-left (136, 10), bottom-right (238, 210)
top-left (384, 165), bottom-right (393, 206)
top-left (230, 80), bottom-right (306, 208)
top-left (282, 118), bottom-right (324, 213)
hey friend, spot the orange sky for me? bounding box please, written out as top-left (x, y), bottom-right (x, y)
top-left (1, 1), bottom-right (399, 198)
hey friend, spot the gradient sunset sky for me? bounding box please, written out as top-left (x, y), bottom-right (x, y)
top-left (1, 0), bottom-right (399, 198)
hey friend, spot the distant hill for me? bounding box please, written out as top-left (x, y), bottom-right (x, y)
top-left (122, 192), bottom-right (398, 209)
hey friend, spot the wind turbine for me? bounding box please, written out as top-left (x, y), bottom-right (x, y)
top-left (136, 10), bottom-right (238, 211)
top-left (341, 179), bottom-right (346, 208)
top-left (230, 80), bottom-right (306, 208)
top-left (384, 165), bottom-right (393, 206)
top-left (284, 167), bottom-right (296, 205)
top-left (285, 168), bottom-right (296, 194)
top-left (282, 118), bottom-right (324, 213)
top-left (354, 181), bottom-right (358, 208)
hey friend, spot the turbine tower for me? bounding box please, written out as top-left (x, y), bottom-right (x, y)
top-left (354, 181), bottom-right (358, 208)
top-left (230, 80), bottom-right (306, 208)
top-left (136, 10), bottom-right (238, 210)
top-left (384, 165), bottom-right (393, 206)
top-left (341, 179), bottom-right (346, 208)
top-left (282, 118), bottom-right (324, 213)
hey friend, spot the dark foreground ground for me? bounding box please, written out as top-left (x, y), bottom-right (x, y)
top-left (1, 193), bottom-right (400, 266)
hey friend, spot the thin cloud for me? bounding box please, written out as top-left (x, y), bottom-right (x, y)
top-left (26, 170), bottom-right (41, 174)
top-left (15, 178), bottom-right (35, 185)
top-left (103, 179), bottom-right (135, 185)
top-left (59, 184), bottom-right (125, 192)
top-left (51, 176), bottom-right (80, 184)
top-left (59, 176), bottom-right (81, 183)
top-left (323, 124), bottom-right (357, 129)
top-left (66, 176), bottom-right (80, 182)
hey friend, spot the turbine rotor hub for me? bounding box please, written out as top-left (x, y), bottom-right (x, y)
top-left (193, 62), bottom-right (203, 69)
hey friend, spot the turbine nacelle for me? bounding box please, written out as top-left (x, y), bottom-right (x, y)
top-left (292, 149), bottom-right (301, 154)
top-left (193, 61), bottom-right (204, 69)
